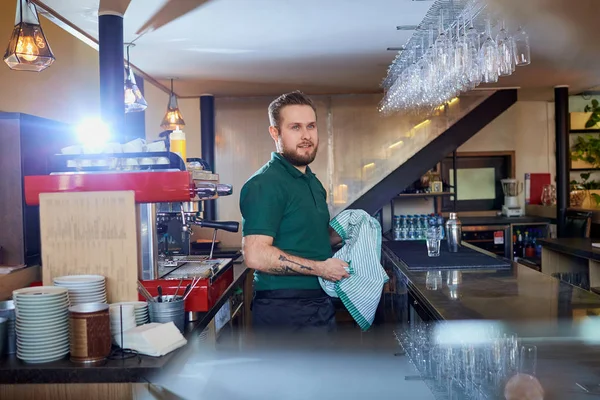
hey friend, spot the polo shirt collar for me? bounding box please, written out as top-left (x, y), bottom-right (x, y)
top-left (271, 152), bottom-right (314, 178)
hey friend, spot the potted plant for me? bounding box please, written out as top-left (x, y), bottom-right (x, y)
top-left (571, 134), bottom-right (600, 169)
top-left (570, 172), bottom-right (600, 208)
top-left (571, 99), bottom-right (600, 129)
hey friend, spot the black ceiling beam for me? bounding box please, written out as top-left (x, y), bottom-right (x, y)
top-left (347, 89), bottom-right (518, 215)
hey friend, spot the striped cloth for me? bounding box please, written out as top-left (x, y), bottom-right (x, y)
top-left (319, 209), bottom-right (388, 331)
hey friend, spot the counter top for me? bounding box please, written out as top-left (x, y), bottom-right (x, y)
top-left (539, 238), bottom-right (600, 262)
top-left (0, 263), bottom-right (250, 384)
top-left (383, 241), bottom-right (600, 324)
top-left (459, 215), bottom-right (551, 226)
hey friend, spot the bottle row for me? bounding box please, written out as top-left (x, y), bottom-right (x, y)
top-left (393, 214), bottom-right (446, 241)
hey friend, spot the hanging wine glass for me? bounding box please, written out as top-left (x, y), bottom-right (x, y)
top-left (479, 19), bottom-right (499, 83)
top-left (466, 14), bottom-right (482, 90)
top-left (513, 25), bottom-right (531, 66)
top-left (496, 20), bottom-right (515, 76)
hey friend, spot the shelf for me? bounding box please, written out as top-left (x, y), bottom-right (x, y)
top-left (571, 129), bottom-right (600, 134)
top-left (571, 168), bottom-right (600, 171)
top-left (396, 192), bottom-right (453, 199)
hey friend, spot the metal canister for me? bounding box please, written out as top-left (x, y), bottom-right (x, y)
top-left (445, 212), bottom-right (462, 253)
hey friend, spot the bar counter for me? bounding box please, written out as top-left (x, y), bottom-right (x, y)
top-left (384, 241), bottom-right (600, 324)
top-left (0, 263), bottom-right (250, 386)
top-left (383, 240), bottom-right (600, 399)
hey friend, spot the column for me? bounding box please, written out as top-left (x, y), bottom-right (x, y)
top-left (98, 10), bottom-right (125, 141)
top-left (555, 86), bottom-right (570, 238)
top-left (201, 94), bottom-right (216, 221)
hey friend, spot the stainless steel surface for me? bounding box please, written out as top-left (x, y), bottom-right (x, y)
top-left (139, 203), bottom-right (159, 280)
top-left (158, 258), bottom-right (231, 280)
top-left (187, 311), bottom-right (199, 322)
top-left (446, 212), bottom-right (462, 253)
top-left (181, 201), bottom-right (200, 213)
top-left (0, 317), bottom-right (7, 357)
top-left (216, 184), bottom-right (233, 196)
top-left (148, 296), bottom-right (185, 333)
top-left (0, 302), bottom-right (13, 355)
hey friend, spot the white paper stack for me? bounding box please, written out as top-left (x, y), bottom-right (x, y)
top-left (115, 322), bottom-right (187, 357)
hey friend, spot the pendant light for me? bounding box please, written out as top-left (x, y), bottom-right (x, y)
top-left (4, 0), bottom-right (55, 72)
top-left (124, 43), bottom-right (147, 113)
top-left (160, 79), bottom-right (185, 130)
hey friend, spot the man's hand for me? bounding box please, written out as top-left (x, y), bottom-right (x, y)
top-left (320, 258), bottom-right (350, 282)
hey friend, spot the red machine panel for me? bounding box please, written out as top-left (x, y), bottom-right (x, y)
top-left (24, 171), bottom-right (192, 205)
top-left (139, 265), bottom-right (234, 313)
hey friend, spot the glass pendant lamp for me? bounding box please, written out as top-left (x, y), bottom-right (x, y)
top-left (160, 79), bottom-right (185, 130)
top-left (4, 0), bottom-right (55, 71)
top-left (124, 43), bottom-right (147, 113)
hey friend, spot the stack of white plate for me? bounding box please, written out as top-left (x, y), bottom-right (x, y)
top-left (109, 304), bottom-right (136, 345)
top-left (112, 301), bottom-right (149, 326)
top-left (13, 286), bottom-right (70, 363)
top-left (53, 275), bottom-right (107, 305)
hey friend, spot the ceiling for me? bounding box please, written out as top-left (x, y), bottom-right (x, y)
top-left (35, 0), bottom-right (432, 97)
top-left (33, 0), bottom-right (600, 99)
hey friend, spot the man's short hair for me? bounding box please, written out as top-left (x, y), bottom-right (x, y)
top-left (268, 91), bottom-right (317, 128)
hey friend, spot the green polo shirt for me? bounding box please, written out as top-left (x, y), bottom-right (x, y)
top-left (239, 152), bottom-right (332, 291)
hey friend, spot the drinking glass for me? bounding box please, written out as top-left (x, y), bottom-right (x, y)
top-left (426, 228), bottom-right (441, 257)
top-left (519, 345), bottom-right (538, 375)
top-left (513, 26), bottom-right (531, 66)
top-left (479, 19), bottom-right (499, 83)
top-left (496, 21), bottom-right (516, 76)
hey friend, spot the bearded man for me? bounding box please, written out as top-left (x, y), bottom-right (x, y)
top-left (240, 91), bottom-right (349, 332)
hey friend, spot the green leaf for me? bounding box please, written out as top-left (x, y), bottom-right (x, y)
top-left (591, 193), bottom-right (600, 205)
top-left (586, 119), bottom-right (597, 128)
top-left (592, 99), bottom-right (599, 108)
top-left (581, 172), bottom-right (591, 181)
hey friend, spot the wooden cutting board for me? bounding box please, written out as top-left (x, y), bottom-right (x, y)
top-left (39, 191), bottom-right (138, 302)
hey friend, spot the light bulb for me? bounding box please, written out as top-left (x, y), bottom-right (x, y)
top-left (168, 112), bottom-right (178, 123)
top-left (16, 36), bottom-right (39, 62)
top-left (124, 88), bottom-right (136, 105)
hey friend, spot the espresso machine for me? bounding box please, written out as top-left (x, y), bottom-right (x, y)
top-left (24, 147), bottom-right (239, 316)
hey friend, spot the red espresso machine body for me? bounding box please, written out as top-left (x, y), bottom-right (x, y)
top-left (23, 152), bottom-right (239, 314)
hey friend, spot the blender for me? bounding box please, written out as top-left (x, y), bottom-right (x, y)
top-left (501, 179), bottom-right (524, 217)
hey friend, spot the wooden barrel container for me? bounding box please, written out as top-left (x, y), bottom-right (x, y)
top-left (69, 303), bottom-right (111, 363)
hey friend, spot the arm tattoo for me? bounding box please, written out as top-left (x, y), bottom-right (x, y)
top-left (266, 255), bottom-right (314, 275)
top-left (278, 255), bottom-right (313, 271)
top-left (267, 266), bottom-right (299, 275)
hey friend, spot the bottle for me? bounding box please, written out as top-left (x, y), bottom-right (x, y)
top-left (170, 129), bottom-right (187, 162)
top-left (445, 213), bottom-right (462, 252)
top-left (408, 217), bottom-right (415, 240)
top-left (437, 214), bottom-right (445, 239)
top-left (516, 230), bottom-right (523, 259)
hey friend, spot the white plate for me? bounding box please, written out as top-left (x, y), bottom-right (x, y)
top-left (14, 295), bottom-right (69, 305)
top-left (17, 301), bottom-right (68, 308)
top-left (17, 334), bottom-right (69, 345)
top-left (17, 351), bottom-right (69, 363)
top-left (16, 320), bottom-right (69, 332)
top-left (17, 345), bottom-right (70, 358)
top-left (13, 286), bottom-right (68, 298)
top-left (16, 313), bottom-right (69, 322)
top-left (53, 275), bottom-right (105, 284)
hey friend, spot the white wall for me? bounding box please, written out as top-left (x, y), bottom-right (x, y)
top-left (458, 101), bottom-right (556, 208)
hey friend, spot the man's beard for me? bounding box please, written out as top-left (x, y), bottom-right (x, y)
top-left (279, 139), bottom-right (318, 167)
